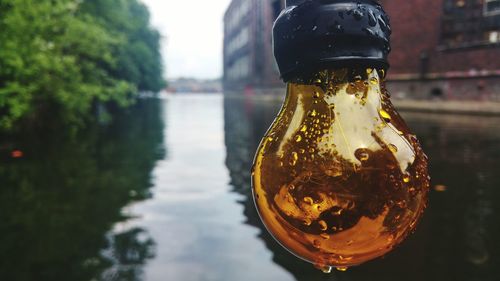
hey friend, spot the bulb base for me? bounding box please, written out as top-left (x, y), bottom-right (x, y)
top-left (274, 0), bottom-right (392, 82)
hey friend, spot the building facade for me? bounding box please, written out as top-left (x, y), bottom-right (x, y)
top-left (223, 0), bottom-right (500, 101)
top-left (223, 0), bottom-right (284, 91)
top-left (381, 0), bottom-right (500, 101)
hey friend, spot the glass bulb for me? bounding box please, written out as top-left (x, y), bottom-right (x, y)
top-left (252, 68), bottom-right (430, 272)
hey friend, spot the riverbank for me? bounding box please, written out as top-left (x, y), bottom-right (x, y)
top-left (223, 92), bottom-right (500, 116)
top-left (392, 99), bottom-right (500, 116)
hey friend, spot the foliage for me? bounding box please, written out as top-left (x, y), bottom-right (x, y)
top-left (0, 0), bottom-right (165, 130)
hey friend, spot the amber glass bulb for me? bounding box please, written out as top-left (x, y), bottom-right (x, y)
top-left (252, 68), bottom-right (430, 272)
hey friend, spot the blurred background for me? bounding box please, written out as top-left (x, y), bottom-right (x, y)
top-left (1, 0), bottom-right (500, 280)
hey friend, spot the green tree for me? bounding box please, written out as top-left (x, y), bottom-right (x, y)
top-left (79, 0), bottom-right (166, 92)
top-left (0, 0), bottom-right (165, 130)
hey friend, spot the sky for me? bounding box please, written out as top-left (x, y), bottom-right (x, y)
top-left (141, 0), bottom-right (232, 80)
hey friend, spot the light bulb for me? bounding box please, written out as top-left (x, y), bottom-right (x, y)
top-left (250, 0), bottom-right (430, 272)
top-left (252, 68), bottom-right (429, 272)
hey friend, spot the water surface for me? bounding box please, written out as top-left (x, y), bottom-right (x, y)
top-left (0, 94), bottom-right (499, 281)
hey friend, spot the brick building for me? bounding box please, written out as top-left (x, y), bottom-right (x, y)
top-left (223, 0), bottom-right (500, 101)
top-left (223, 0), bottom-right (285, 91)
top-left (382, 0), bottom-right (500, 101)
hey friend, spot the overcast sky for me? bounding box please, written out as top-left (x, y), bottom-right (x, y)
top-left (141, 0), bottom-right (232, 80)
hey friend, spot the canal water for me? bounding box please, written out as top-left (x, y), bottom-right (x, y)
top-left (0, 94), bottom-right (499, 281)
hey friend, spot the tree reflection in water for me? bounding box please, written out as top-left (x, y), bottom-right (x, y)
top-left (223, 96), bottom-right (500, 281)
top-left (0, 99), bottom-right (165, 281)
top-left (101, 228), bottom-right (156, 281)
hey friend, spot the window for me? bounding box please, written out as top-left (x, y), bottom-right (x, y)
top-left (227, 56), bottom-right (250, 80)
top-left (485, 0), bottom-right (500, 16)
top-left (455, 0), bottom-right (465, 8)
top-left (226, 28), bottom-right (250, 56)
top-left (226, 0), bottom-right (251, 33)
top-left (489, 31), bottom-right (499, 43)
top-left (441, 0), bottom-right (500, 48)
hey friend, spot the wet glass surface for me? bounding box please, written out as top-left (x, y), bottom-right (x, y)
top-left (1, 93), bottom-right (499, 281)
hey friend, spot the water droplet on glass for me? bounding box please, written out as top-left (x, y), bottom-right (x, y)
top-left (403, 174), bottom-right (411, 183)
top-left (303, 197), bottom-right (314, 205)
top-left (290, 152), bottom-right (298, 166)
top-left (378, 15), bottom-right (388, 30)
top-left (318, 220), bottom-right (328, 231)
top-left (363, 27), bottom-right (376, 36)
top-left (388, 144), bottom-right (398, 153)
top-left (397, 201), bottom-right (407, 208)
top-left (368, 11), bottom-right (377, 26)
top-left (355, 149), bottom-right (370, 161)
top-left (320, 233), bottom-right (330, 239)
top-left (315, 264), bottom-right (332, 273)
top-left (332, 208), bottom-right (343, 216)
top-left (378, 109), bottom-right (391, 122)
top-left (353, 9), bottom-right (363, 20)
top-left (313, 240), bottom-right (321, 248)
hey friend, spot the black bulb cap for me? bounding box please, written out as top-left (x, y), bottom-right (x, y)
top-left (274, 0), bottom-right (392, 82)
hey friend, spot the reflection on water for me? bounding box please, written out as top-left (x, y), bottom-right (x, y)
top-left (1, 94), bottom-right (499, 281)
top-left (0, 99), bottom-right (165, 281)
top-left (110, 95), bottom-right (292, 281)
top-left (223, 96), bottom-right (500, 281)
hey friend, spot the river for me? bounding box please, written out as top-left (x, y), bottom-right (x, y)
top-left (0, 93), bottom-right (499, 281)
